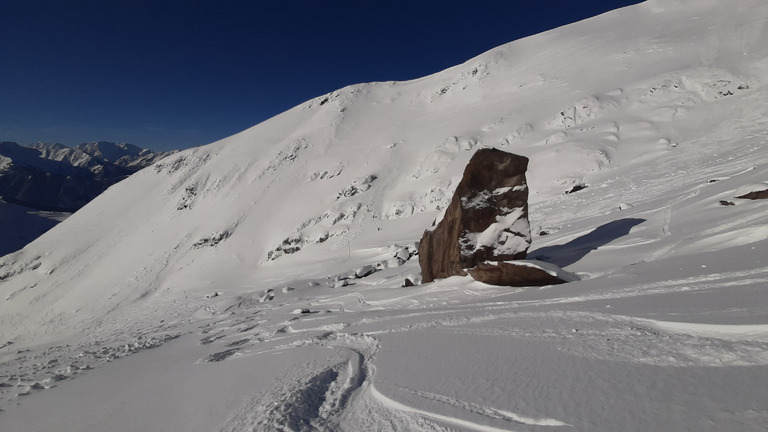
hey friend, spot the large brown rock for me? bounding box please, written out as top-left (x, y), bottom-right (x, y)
top-left (419, 148), bottom-right (531, 283)
top-left (467, 261), bottom-right (573, 287)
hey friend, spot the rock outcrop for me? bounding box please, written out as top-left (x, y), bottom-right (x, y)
top-left (467, 261), bottom-right (574, 287)
top-left (419, 148), bottom-right (532, 283)
top-left (736, 187), bottom-right (768, 200)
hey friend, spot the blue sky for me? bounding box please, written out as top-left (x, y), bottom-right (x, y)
top-left (1, 0), bottom-right (642, 152)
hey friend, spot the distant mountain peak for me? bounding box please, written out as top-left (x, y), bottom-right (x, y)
top-left (77, 141), bottom-right (146, 162)
top-left (0, 140), bottom-right (176, 213)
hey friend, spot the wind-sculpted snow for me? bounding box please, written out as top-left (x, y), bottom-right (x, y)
top-left (2, 0), bottom-right (768, 430)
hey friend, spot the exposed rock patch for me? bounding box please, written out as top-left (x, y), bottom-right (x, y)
top-left (192, 231), bottom-right (232, 248)
top-left (467, 261), bottom-right (575, 287)
top-left (736, 188), bottom-right (768, 200)
top-left (337, 175), bottom-right (377, 200)
top-left (564, 183), bottom-right (588, 195)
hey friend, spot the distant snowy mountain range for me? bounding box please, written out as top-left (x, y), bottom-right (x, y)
top-left (0, 141), bottom-right (174, 212)
top-left (2, 1), bottom-right (768, 430)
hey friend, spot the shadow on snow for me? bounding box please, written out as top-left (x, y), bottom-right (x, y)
top-left (530, 218), bottom-right (646, 267)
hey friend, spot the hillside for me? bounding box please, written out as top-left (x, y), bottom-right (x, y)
top-left (1, 0), bottom-right (768, 430)
top-left (0, 141), bottom-right (174, 256)
top-left (0, 200), bottom-right (68, 257)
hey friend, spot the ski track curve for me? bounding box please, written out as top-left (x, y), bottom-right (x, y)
top-left (216, 332), bottom-right (377, 432)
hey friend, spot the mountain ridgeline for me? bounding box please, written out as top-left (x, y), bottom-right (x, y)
top-left (0, 141), bottom-right (174, 212)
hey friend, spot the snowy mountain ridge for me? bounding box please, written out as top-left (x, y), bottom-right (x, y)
top-left (26, 141), bottom-right (171, 172)
top-left (1, 0), bottom-right (768, 430)
top-left (0, 140), bottom-right (174, 212)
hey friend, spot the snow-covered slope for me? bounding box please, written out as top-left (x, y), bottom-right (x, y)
top-left (2, 0), bottom-right (768, 430)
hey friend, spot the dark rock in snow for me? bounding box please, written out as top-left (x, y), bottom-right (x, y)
top-left (192, 231), bottom-right (231, 248)
top-left (719, 200), bottom-right (736, 206)
top-left (204, 348), bottom-right (239, 362)
top-left (403, 278), bottom-right (415, 287)
top-left (419, 148), bottom-right (531, 283)
top-left (354, 265), bottom-right (377, 278)
top-left (0, 141), bottom-right (173, 212)
top-left (467, 261), bottom-right (573, 287)
top-left (736, 187), bottom-right (768, 200)
top-left (564, 183), bottom-right (588, 195)
top-left (333, 278), bottom-right (352, 288)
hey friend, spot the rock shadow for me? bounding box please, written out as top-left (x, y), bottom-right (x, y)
top-left (530, 218), bottom-right (646, 267)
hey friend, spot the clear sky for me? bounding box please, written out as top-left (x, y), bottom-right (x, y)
top-left (1, 0), bottom-right (642, 152)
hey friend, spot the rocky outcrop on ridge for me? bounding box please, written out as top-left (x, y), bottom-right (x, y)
top-left (418, 148), bottom-right (532, 283)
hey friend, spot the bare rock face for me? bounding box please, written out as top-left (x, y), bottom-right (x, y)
top-left (467, 261), bottom-right (573, 287)
top-left (736, 188), bottom-right (768, 200)
top-left (419, 148), bottom-right (531, 283)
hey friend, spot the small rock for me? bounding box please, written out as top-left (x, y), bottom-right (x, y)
top-left (204, 348), bottom-right (239, 363)
top-left (354, 265), bottom-right (377, 278)
top-left (333, 279), bottom-right (351, 288)
top-left (394, 247), bottom-right (412, 264)
top-left (719, 200), bottom-right (736, 206)
top-left (564, 183), bottom-right (587, 195)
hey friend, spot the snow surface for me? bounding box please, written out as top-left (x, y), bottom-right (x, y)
top-left (2, 0), bottom-right (768, 430)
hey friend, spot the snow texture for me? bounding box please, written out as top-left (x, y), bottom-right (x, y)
top-left (2, 0), bottom-right (768, 430)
